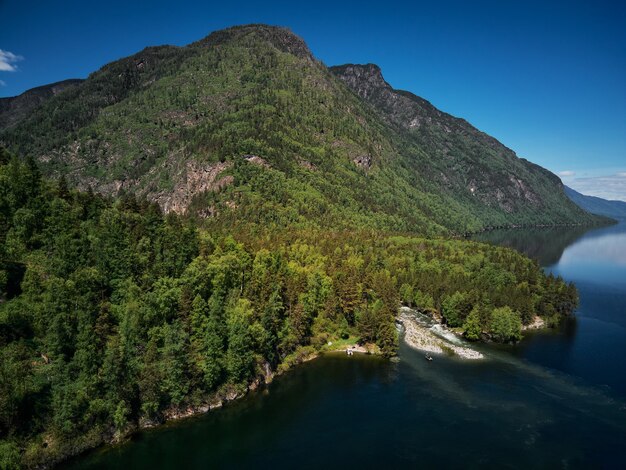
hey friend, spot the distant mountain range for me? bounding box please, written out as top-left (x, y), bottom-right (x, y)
top-left (0, 24), bottom-right (602, 234)
top-left (565, 186), bottom-right (626, 219)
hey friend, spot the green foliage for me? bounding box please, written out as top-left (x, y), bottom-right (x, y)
top-left (489, 307), bottom-right (523, 343)
top-left (356, 299), bottom-right (383, 344)
top-left (0, 440), bottom-right (21, 469)
top-left (190, 295), bottom-right (224, 390)
top-left (399, 283), bottom-right (414, 306)
top-left (413, 290), bottom-right (435, 311)
top-left (441, 291), bottom-right (471, 327)
top-left (226, 299), bottom-right (255, 384)
top-left (376, 320), bottom-right (399, 357)
top-left (113, 401), bottom-right (130, 433)
top-left (0, 153), bottom-right (578, 466)
top-left (463, 306), bottom-right (482, 341)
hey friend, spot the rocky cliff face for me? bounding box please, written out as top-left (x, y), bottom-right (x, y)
top-left (332, 63), bottom-right (485, 135)
top-left (331, 63), bottom-right (563, 216)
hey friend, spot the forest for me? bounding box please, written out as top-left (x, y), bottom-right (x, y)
top-left (0, 149), bottom-right (578, 467)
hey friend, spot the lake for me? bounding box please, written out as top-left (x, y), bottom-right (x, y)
top-left (66, 221), bottom-right (626, 469)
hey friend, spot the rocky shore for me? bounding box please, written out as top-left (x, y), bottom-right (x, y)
top-left (398, 307), bottom-right (484, 360)
top-left (522, 315), bottom-right (545, 330)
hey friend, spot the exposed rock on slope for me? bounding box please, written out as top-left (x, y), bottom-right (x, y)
top-left (330, 63), bottom-right (566, 216)
top-left (157, 160), bottom-right (234, 214)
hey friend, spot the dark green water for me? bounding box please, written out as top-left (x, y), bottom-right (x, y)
top-left (67, 222), bottom-right (626, 469)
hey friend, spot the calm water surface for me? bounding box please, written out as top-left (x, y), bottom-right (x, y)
top-left (67, 221), bottom-right (626, 469)
top-left (477, 220), bottom-right (626, 396)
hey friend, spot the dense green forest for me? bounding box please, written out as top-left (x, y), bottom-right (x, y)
top-left (0, 150), bottom-right (578, 467)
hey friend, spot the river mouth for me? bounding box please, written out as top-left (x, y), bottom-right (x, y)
top-left (398, 307), bottom-right (484, 360)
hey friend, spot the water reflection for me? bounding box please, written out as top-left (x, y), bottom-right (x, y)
top-left (475, 219), bottom-right (626, 269)
top-left (475, 219), bottom-right (626, 396)
top-left (556, 229), bottom-right (626, 288)
top-left (473, 224), bottom-right (605, 265)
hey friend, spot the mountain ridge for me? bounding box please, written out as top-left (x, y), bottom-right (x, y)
top-left (330, 62), bottom-right (577, 217)
top-left (194, 24), bottom-right (315, 60)
top-left (565, 185), bottom-right (626, 219)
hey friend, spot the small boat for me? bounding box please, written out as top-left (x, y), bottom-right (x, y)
top-left (425, 354), bottom-right (433, 361)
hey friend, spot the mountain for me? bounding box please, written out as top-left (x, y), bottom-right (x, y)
top-left (0, 24), bottom-right (596, 467)
top-left (565, 186), bottom-right (626, 218)
top-left (0, 79), bottom-right (83, 129)
top-left (0, 24), bottom-right (601, 234)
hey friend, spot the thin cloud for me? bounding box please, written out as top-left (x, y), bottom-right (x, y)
top-left (558, 170), bottom-right (576, 177)
top-left (0, 79), bottom-right (5, 87)
top-left (0, 49), bottom-right (23, 72)
top-left (568, 173), bottom-right (626, 202)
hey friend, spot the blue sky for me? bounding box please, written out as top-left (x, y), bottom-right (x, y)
top-left (1, 0), bottom-right (625, 199)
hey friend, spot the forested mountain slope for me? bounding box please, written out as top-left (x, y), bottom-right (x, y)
top-left (0, 79), bottom-right (83, 129)
top-left (0, 25), bottom-right (600, 234)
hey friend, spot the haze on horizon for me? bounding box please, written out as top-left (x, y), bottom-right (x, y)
top-left (1, 0), bottom-right (624, 200)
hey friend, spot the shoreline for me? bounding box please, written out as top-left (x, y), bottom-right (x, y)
top-left (33, 306), bottom-right (554, 469)
top-left (459, 219), bottom-right (615, 238)
top-left (28, 307), bottom-right (557, 468)
top-left (398, 307), bottom-right (484, 360)
top-left (522, 315), bottom-right (545, 331)
top-left (35, 380), bottom-right (268, 469)
top-left (42, 344), bottom-right (379, 469)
